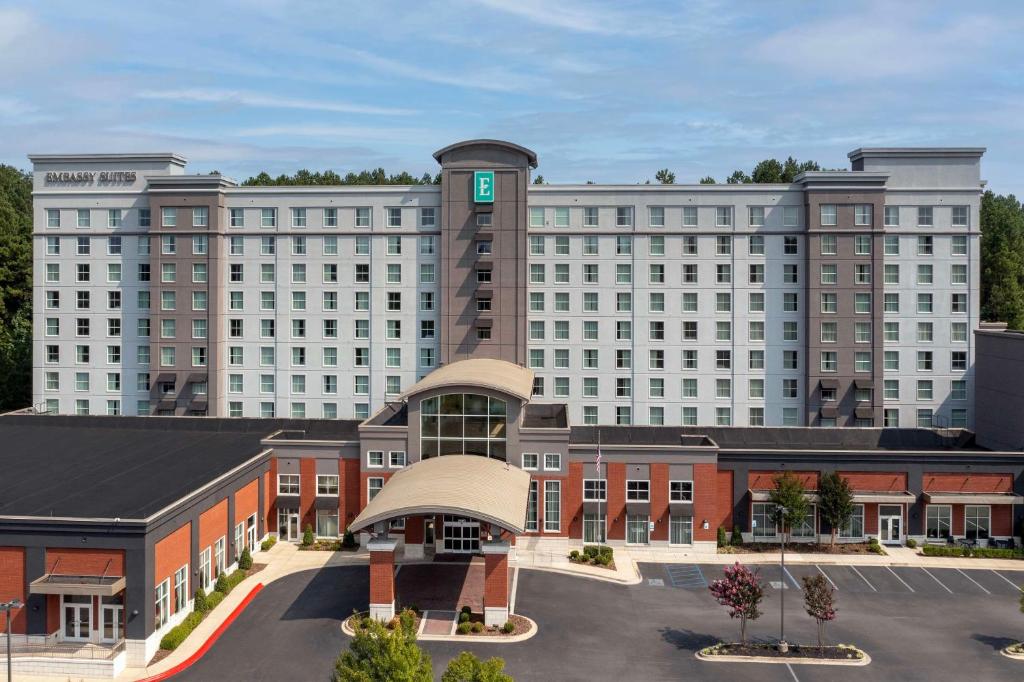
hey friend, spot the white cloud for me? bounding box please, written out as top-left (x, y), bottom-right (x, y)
top-left (0, 7), bottom-right (33, 50)
top-left (135, 88), bottom-right (416, 116)
top-left (335, 46), bottom-right (542, 92)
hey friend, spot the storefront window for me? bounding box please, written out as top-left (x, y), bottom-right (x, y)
top-left (670, 516), bottom-right (693, 545)
top-left (790, 505), bottom-right (816, 539)
top-left (626, 514), bottom-right (649, 544)
top-left (965, 505), bottom-right (990, 540)
top-left (526, 481), bottom-right (538, 531)
top-left (752, 502), bottom-right (777, 538)
top-left (583, 512), bottom-right (606, 543)
top-left (926, 505), bottom-right (951, 539)
top-left (420, 394), bottom-right (507, 460)
top-left (839, 504), bottom-right (865, 538)
top-left (317, 509), bottom-right (339, 538)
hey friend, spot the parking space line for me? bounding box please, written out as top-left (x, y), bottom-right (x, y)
top-left (956, 568), bottom-right (991, 594)
top-left (783, 566), bottom-right (801, 589)
top-left (993, 570), bottom-right (1024, 592)
top-left (922, 567), bottom-right (953, 594)
top-left (815, 564), bottom-right (838, 590)
top-left (850, 565), bottom-right (876, 591)
top-left (886, 566), bottom-right (915, 593)
top-left (785, 662), bottom-right (800, 681)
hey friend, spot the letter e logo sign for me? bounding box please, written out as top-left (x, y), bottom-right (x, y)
top-left (473, 171), bottom-right (494, 203)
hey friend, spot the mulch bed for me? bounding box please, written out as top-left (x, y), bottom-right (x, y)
top-left (568, 557), bottom-right (617, 571)
top-left (346, 610), bottom-right (424, 634)
top-left (299, 541), bottom-right (359, 551)
top-left (455, 613), bottom-right (531, 637)
top-left (720, 542), bottom-right (885, 556)
top-left (703, 643), bottom-right (865, 660)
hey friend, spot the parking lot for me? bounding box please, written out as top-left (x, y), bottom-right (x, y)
top-left (647, 562), bottom-right (1024, 599)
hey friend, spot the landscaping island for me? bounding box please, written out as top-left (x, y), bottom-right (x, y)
top-left (698, 643), bottom-right (869, 665)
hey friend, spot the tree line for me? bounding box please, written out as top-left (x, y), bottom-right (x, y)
top-left (0, 158), bottom-right (1022, 410)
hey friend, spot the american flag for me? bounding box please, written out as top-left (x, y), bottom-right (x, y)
top-left (595, 429), bottom-right (602, 476)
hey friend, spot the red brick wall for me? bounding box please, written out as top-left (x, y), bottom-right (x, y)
top-left (234, 479), bottom-right (259, 527)
top-left (199, 498), bottom-right (228, 556)
top-left (840, 471), bottom-right (908, 492)
top-left (606, 462), bottom-right (626, 541)
top-left (300, 458), bottom-right (316, 531)
top-left (650, 463), bottom-right (669, 541)
top-left (693, 463), bottom-right (718, 542)
top-left (923, 473), bottom-right (1013, 493)
top-left (484, 552), bottom-right (509, 608)
top-left (46, 595), bottom-right (58, 633)
top-left (993, 505), bottom-right (1013, 536)
top-left (863, 503), bottom-right (879, 535)
top-left (46, 548), bottom-right (125, 576)
top-left (0, 547), bottom-right (26, 633)
top-left (368, 550), bottom-right (394, 604)
top-left (566, 462), bottom-right (584, 539)
top-left (715, 470), bottom-right (734, 531)
top-left (748, 470), bottom-right (819, 490)
top-left (267, 462), bottom-right (277, 532)
top-left (405, 516), bottom-right (424, 544)
top-left (343, 459), bottom-right (361, 531)
top-left (155, 523), bottom-right (191, 615)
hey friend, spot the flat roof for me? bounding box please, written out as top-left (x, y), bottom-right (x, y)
top-left (0, 415), bottom-right (353, 520)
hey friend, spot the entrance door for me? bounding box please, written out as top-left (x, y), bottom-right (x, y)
top-left (278, 508), bottom-right (300, 542)
top-left (247, 514), bottom-right (258, 552)
top-left (442, 516), bottom-right (480, 553)
top-left (62, 595), bottom-right (92, 642)
top-left (879, 505), bottom-right (903, 544)
top-left (424, 519), bottom-right (435, 544)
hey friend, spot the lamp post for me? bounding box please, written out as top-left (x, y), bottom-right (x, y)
top-left (777, 505), bottom-right (789, 653)
top-left (2, 599), bottom-right (23, 682)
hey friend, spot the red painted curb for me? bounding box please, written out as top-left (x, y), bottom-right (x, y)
top-left (138, 582), bottom-right (265, 682)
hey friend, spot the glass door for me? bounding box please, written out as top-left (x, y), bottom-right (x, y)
top-left (100, 594), bottom-right (123, 643)
top-left (278, 508), bottom-right (300, 542)
top-left (442, 516), bottom-right (480, 553)
top-left (62, 595), bottom-right (92, 642)
top-left (879, 505), bottom-right (902, 544)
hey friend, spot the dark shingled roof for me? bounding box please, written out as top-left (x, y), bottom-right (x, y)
top-left (570, 426), bottom-right (713, 447)
top-left (0, 415), bottom-right (357, 520)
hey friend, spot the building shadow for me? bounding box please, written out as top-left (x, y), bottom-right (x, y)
top-left (659, 627), bottom-right (719, 651)
top-left (280, 564), bottom-right (369, 621)
top-left (972, 633), bottom-right (1018, 651)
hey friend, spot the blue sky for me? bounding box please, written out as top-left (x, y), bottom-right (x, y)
top-left (2, 1), bottom-right (1023, 191)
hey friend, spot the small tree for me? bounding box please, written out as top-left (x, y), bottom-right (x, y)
top-left (801, 574), bottom-right (836, 647)
top-left (193, 588), bottom-right (209, 613)
top-left (769, 472), bottom-right (810, 542)
top-left (238, 547), bottom-right (253, 571)
top-left (730, 525), bottom-right (743, 546)
top-left (818, 471), bottom-right (855, 547)
top-left (334, 613), bottom-right (432, 682)
top-left (214, 572), bottom-right (230, 595)
top-left (717, 526), bottom-right (728, 548)
top-left (708, 562), bottom-right (764, 645)
top-left (441, 652), bottom-right (513, 682)
top-left (302, 524), bottom-right (315, 546)
top-left (654, 168), bottom-right (676, 184)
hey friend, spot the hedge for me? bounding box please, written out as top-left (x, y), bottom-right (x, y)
top-left (159, 612), bottom-right (204, 651)
top-left (921, 545), bottom-right (1024, 559)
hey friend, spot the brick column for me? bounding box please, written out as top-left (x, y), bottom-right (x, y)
top-left (403, 516), bottom-right (424, 559)
top-left (481, 540), bottom-right (510, 627)
top-left (368, 536), bottom-right (397, 621)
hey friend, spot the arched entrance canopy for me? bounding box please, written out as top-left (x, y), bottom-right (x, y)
top-left (397, 358), bottom-right (535, 403)
top-left (350, 455), bottom-right (531, 535)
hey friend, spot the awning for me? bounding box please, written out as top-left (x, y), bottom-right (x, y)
top-left (819, 378), bottom-right (839, 389)
top-left (668, 502), bottom-right (694, 516)
top-left (475, 232), bottom-right (494, 241)
top-left (750, 490), bottom-right (820, 503)
top-left (398, 359), bottom-right (535, 402)
top-left (274, 494), bottom-right (300, 508)
top-left (854, 406), bottom-right (875, 419)
top-left (852, 491), bottom-right (917, 504)
top-left (625, 502), bottom-right (650, 515)
top-left (475, 318), bottom-right (493, 328)
top-left (153, 373), bottom-right (175, 384)
top-left (315, 496), bottom-right (340, 510)
top-left (156, 400), bottom-right (176, 410)
top-left (924, 492), bottom-right (1024, 505)
top-left (187, 372), bottom-right (207, 383)
top-left (855, 379), bottom-right (874, 390)
top-left (30, 574), bottom-right (125, 597)
top-left (350, 455), bottom-right (531, 534)
top-left (820, 406), bottom-right (838, 419)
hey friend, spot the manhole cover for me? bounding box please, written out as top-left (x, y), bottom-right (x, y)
top-left (648, 578), bottom-right (665, 587)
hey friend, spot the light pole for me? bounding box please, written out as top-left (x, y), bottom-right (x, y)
top-left (777, 505), bottom-right (789, 653)
top-left (2, 599), bottom-right (23, 682)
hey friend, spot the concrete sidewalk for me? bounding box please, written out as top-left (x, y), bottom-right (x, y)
top-left (513, 546), bottom-right (642, 584)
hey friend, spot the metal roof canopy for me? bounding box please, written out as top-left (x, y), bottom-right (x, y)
top-left (398, 358), bottom-right (535, 403)
top-left (350, 455), bottom-right (531, 535)
top-left (30, 574), bottom-right (125, 597)
top-left (924, 492), bottom-right (1024, 505)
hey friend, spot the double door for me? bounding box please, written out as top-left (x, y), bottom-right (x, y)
top-left (62, 594), bottom-right (123, 643)
top-left (879, 505), bottom-right (903, 544)
top-left (442, 516), bottom-right (480, 553)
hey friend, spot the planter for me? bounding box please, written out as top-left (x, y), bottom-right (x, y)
top-left (697, 643), bottom-right (869, 666)
top-left (1003, 643), bottom-right (1024, 660)
top-left (454, 613), bottom-right (531, 637)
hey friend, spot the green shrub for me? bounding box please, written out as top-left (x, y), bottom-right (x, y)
top-left (221, 570), bottom-right (247, 592)
top-left (206, 591), bottom-right (225, 610)
top-left (214, 573), bottom-right (230, 596)
top-left (456, 621), bottom-right (472, 635)
top-left (471, 621), bottom-right (484, 633)
top-left (342, 529), bottom-right (357, 548)
top-left (159, 611), bottom-right (204, 650)
top-left (458, 611), bottom-right (470, 623)
top-left (302, 524), bottom-right (315, 546)
top-left (905, 538), bottom-right (918, 549)
top-left (569, 550), bottom-right (580, 560)
top-left (501, 621), bottom-right (514, 634)
top-left (193, 588), bottom-right (209, 614)
top-left (238, 547), bottom-right (253, 570)
top-left (460, 605), bottom-right (472, 615)
top-left (583, 545), bottom-right (599, 560)
top-left (717, 526), bottom-right (727, 547)
top-left (595, 553), bottom-right (612, 566)
top-left (921, 545), bottom-right (1024, 559)
top-left (731, 525), bottom-right (743, 546)
top-left (260, 536), bottom-right (277, 552)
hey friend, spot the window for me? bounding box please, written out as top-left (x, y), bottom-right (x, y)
top-left (368, 477), bottom-right (384, 501)
top-left (855, 204), bottom-right (872, 226)
top-left (648, 206), bottom-right (664, 227)
top-left (543, 452), bottom-right (561, 470)
top-left (752, 503), bottom-right (778, 538)
top-left (819, 204), bottom-right (837, 226)
top-left (317, 475), bottom-right (339, 495)
top-left (965, 505), bottom-right (990, 541)
top-left (820, 234), bottom-right (837, 255)
top-left (615, 206), bottom-right (632, 227)
top-left (278, 474), bottom-right (300, 495)
top-left (544, 481), bottom-right (561, 532)
top-left (420, 394), bottom-right (507, 460)
top-left (918, 206), bottom-right (933, 227)
top-left (884, 206), bottom-right (899, 227)
top-left (154, 579), bottom-right (171, 630)
top-left (626, 480), bottom-right (650, 502)
top-left (521, 453), bottom-right (538, 470)
top-left (840, 504), bottom-right (865, 538)
top-left (669, 481), bottom-right (693, 502)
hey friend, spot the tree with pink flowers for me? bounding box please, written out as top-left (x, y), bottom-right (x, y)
top-left (802, 574), bottom-right (837, 647)
top-left (708, 562), bottom-right (764, 645)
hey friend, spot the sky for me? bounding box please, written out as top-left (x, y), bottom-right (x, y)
top-left (1, 0), bottom-right (1023, 191)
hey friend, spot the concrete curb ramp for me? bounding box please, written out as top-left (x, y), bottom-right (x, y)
top-left (696, 647), bottom-right (871, 666)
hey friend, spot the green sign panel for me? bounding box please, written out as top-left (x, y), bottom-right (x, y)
top-left (473, 170), bottom-right (495, 203)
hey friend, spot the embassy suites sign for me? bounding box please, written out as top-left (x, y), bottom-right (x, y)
top-left (45, 171), bottom-right (137, 184)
